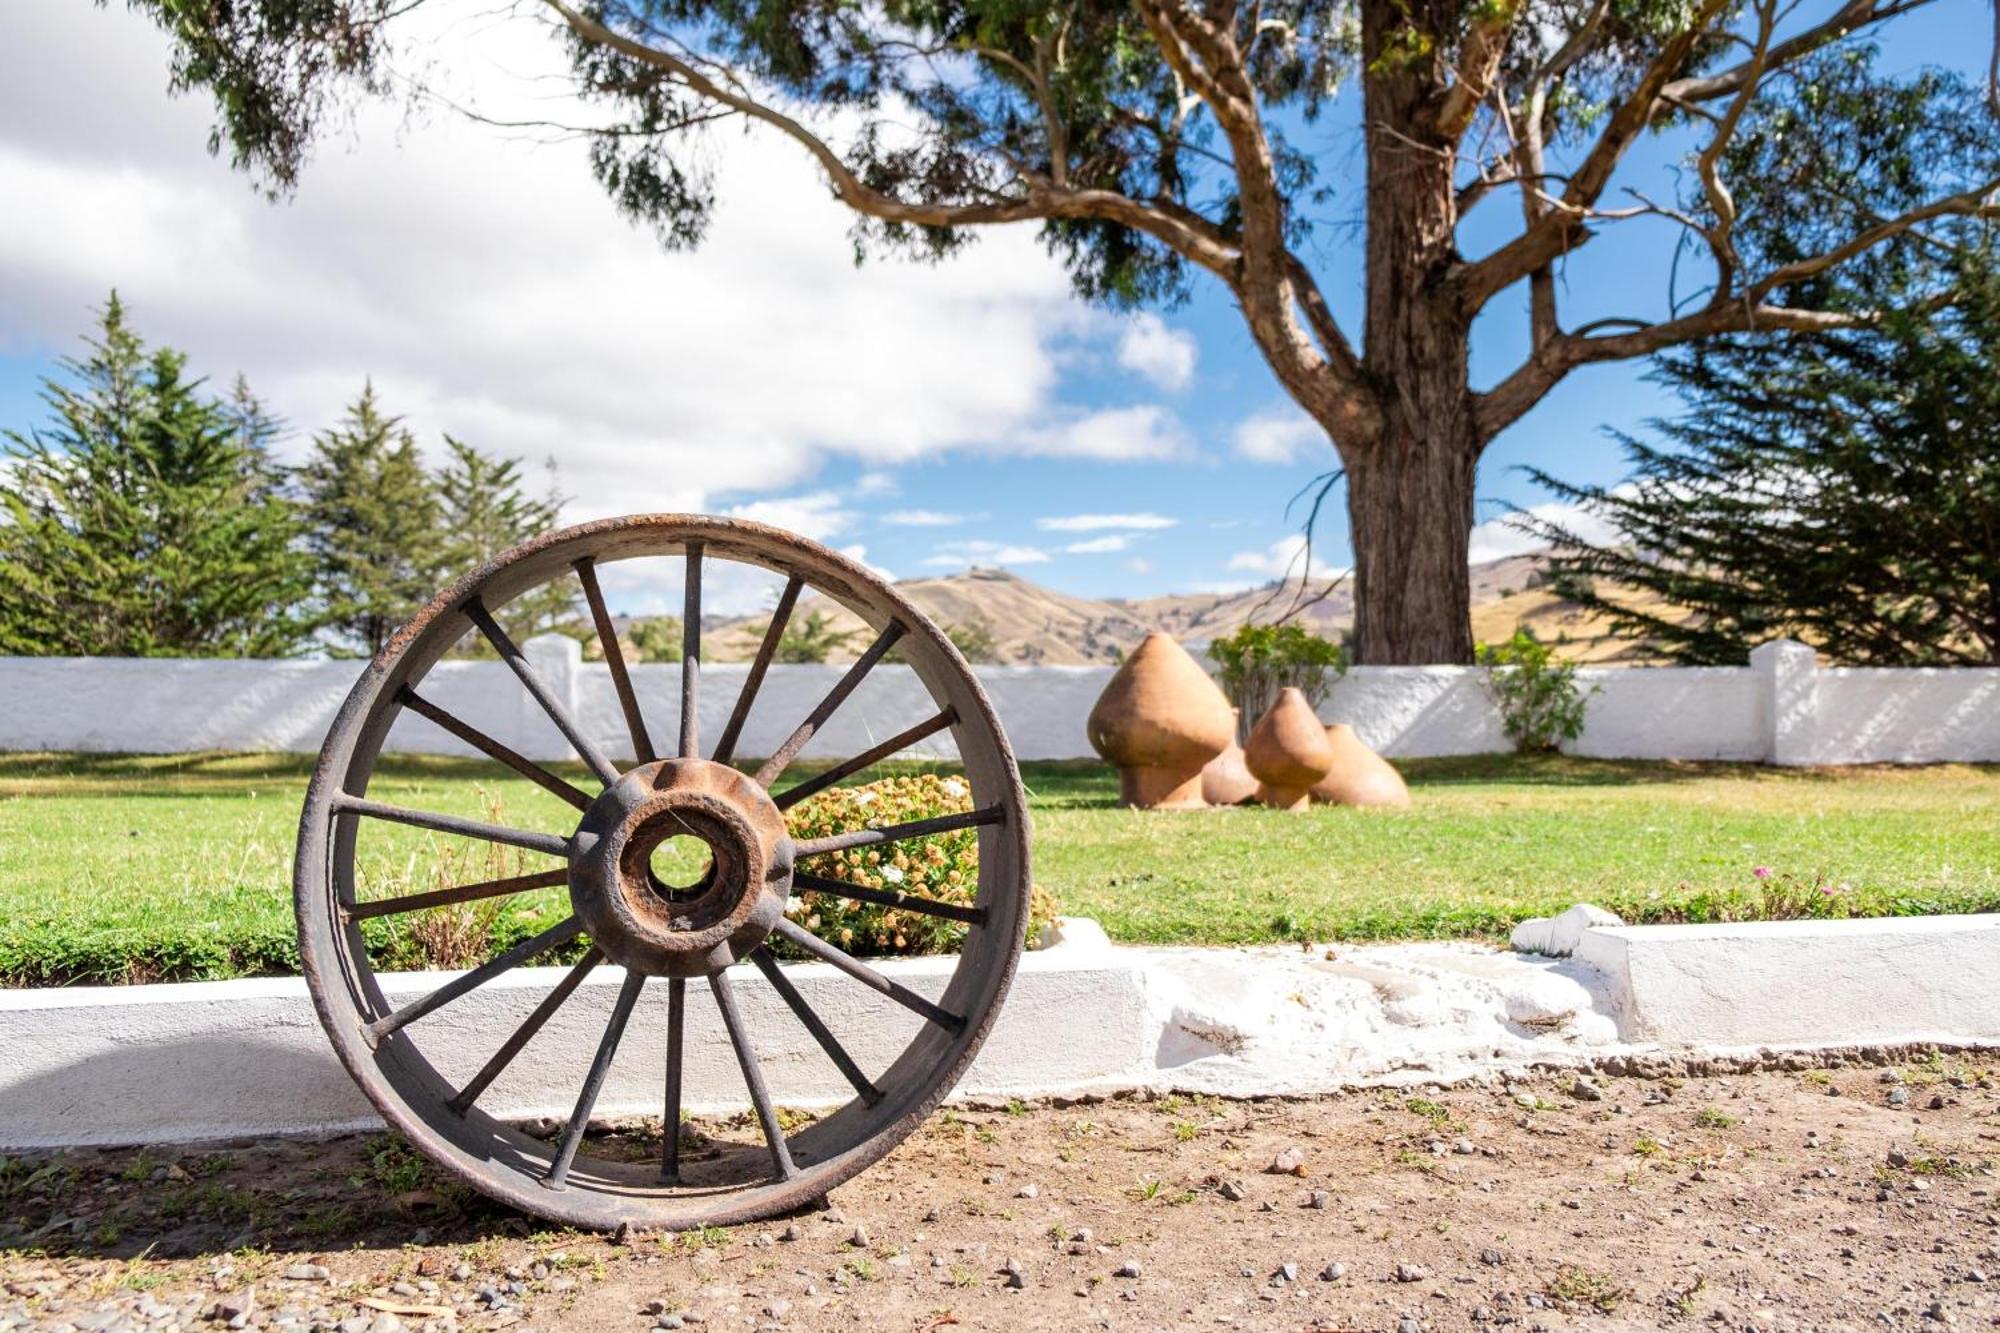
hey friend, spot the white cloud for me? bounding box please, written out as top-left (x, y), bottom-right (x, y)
top-left (1232, 407), bottom-right (1324, 465)
top-left (1467, 499), bottom-right (1624, 565)
top-left (1224, 534), bottom-right (1348, 583)
top-left (921, 540), bottom-right (1051, 569)
top-left (1065, 534), bottom-right (1132, 554)
top-left (1124, 556), bottom-right (1155, 575)
top-left (853, 472), bottom-right (898, 497)
top-left (1012, 405), bottom-right (1191, 462)
top-left (1116, 313), bottom-right (1197, 391)
top-left (1037, 512), bottom-right (1179, 532)
top-left (724, 491), bottom-right (853, 543)
top-left (883, 509), bottom-right (972, 527)
top-left (0, 3), bottom-right (1183, 523)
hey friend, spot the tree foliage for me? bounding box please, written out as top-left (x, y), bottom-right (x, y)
top-left (0, 295), bottom-right (314, 657)
top-left (297, 384), bottom-right (448, 657)
top-left (1527, 254), bottom-right (2000, 666)
top-left (1476, 627), bottom-right (1593, 753)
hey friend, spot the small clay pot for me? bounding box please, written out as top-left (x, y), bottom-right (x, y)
top-left (1242, 687), bottom-right (1335, 810)
top-left (1086, 632), bottom-right (1235, 809)
top-left (1200, 740), bottom-right (1259, 807)
top-left (1310, 724), bottom-right (1410, 808)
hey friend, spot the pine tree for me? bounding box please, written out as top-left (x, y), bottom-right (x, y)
top-left (0, 295), bottom-right (314, 657)
top-left (1528, 257), bottom-right (2000, 667)
top-left (434, 437), bottom-right (577, 645)
top-left (298, 385), bottom-right (447, 656)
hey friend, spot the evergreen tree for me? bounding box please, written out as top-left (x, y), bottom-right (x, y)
top-left (0, 295), bottom-right (314, 657)
top-left (298, 384), bottom-right (446, 656)
top-left (1528, 257), bottom-right (2000, 667)
top-left (434, 437), bottom-right (577, 644)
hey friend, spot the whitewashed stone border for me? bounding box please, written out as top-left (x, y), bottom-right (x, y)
top-left (5, 914), bottom-right (1997, 1149)
top-left (3, 637), bottom-right (1996, 764)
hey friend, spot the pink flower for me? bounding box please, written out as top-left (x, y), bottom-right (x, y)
top-left (1819, 885), bottom-right (1838, 897)
top-left (1752, 866), bottom-right (1772, 880)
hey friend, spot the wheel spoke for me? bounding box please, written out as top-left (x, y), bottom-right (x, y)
top-left (448, 947), bottom-right (604, 1114)
top-left (792, 870), bottom-right (985, 926)
top-left (792, 806), bottom-right (1004, 860)
top-left (773, 708), bottom-right (957, 811)
top-left (710, 967), bottom-right (798, 1181)
top-left (467, 599), bottom-right (621, 786)
top-left (394, 686), bottom-right (593, 811)
top-left (661, 976), bottom-right (686, 1184)
top-left (332, 794), bottom-right (570, 858)
top-left (771, 918), bottom-right (964, 1032)
top-left (750, 947), bottom-right (884, 1106)
top-left (576, 558), bottom-right (656, 765)
top-left (680, 544), bottom-right (702, 760)
top-left (753, 621), bottom-right (906, 787)
top-left (345, 868), bottom-right (567, 921)
top-left (546, 969), bottom-right (647, 1190)
top-left (364, 917), bottom-right (584, 1044)
top-left (711, 574), bottom-right (804, 767)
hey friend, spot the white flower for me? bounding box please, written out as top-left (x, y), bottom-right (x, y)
top-left (853, 790), bottom-right (878, 806)
top-left (880, 865), bottom-right (905, 884)
top-left (942, 778), bottom-right (968, 800)
top-left (784, 896), bottom-right (805, 915)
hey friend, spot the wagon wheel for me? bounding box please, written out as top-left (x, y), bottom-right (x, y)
top-left (294, 515), bottom-right (1031, 1229)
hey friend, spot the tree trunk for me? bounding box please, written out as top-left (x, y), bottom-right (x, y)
top-left (1346, 414), bottom-right (1479, 664)
top-left (1345, 7), bottom-right (1482, 665)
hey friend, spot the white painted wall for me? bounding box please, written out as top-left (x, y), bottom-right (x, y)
top-left (1, 638), bottom-right (1994, 765)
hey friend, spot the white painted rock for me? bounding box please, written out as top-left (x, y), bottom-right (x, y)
top-left (1509, 903), bottom-right (1623, 957)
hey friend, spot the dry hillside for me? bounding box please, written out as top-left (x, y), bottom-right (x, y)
top-left (654, 554), bottom-right (1668, 664)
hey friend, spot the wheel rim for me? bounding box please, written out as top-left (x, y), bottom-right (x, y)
top-left (294, 515), bottom-right (1031, 1229)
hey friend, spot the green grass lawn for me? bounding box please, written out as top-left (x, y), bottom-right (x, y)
top-left (2, 751), bottom-right (1996, 985)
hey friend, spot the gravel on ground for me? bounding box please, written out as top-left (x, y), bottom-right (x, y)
top-left (3, 1061), bottom-right (1997, 1331)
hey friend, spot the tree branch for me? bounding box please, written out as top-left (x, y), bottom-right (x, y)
top-left (1433, 1), bottom-right (1519, 142)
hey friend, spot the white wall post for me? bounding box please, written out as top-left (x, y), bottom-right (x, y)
top-left (1750, 638), bottom-right (1819, 766)
top-left (521, 633), bottom-right (583, 762)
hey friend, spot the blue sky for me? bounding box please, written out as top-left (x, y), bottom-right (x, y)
top-left (0, 0), bottom-right (1988, 611)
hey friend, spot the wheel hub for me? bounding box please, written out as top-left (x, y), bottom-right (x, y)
top-left (569, 759), bottom-right (794, 978)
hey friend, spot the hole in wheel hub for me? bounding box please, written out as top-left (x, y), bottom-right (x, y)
top-left (569, 759), bottom-right (794, 978)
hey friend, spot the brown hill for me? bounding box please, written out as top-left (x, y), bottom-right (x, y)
top-left (681, 554), bottom-right (1666, 665)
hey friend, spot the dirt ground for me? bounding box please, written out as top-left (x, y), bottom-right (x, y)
top-left (4, 1061), bottom-right (1998, 1333)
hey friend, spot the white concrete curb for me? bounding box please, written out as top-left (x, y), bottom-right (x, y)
top-left (4, 914), bottom-right (1995, 1149)
top-left (0, 922), bottom-right (1151, 1149)
top-left (1574, 913), bottom-right (2000, 1047)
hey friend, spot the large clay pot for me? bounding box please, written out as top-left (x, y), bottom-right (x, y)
top-left (1242, 687), bottom-right (1335, 810)
top-left (1086, 632), bottom-right (1235, 809)
top-left (1310, 724), bottom-right (1411, 808)
top-left (1200, 738), bottom-right (1259, 807)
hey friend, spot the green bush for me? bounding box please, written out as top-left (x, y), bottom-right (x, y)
top-left (783, 773), bottom-right (1058, 955)
top-left (1476, 628), bottom-right (1595, 754)
top-left (1207, 622), bottom-right (1348, 736)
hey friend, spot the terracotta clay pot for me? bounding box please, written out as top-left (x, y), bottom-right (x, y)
top-left (1310, 724), bottom-right (1411, 808)
top-left (1086, 632), bottom-right (1235, 809)
top-left (1242, 687), bottom-right (1335, 810)
top-left (1200, 738), bottom-right (1259, 807)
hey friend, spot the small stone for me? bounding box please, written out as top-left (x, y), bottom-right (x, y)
top-left (450, 1264), bottom-right (472, 1282)
top-left (654, 1316), bottom-right (685, 1330)
top-left (338, 1317), bottom-right (370, 1333)
top-left (1218, 1179), bottom-right (1249, 1202)
top-left (1394, 1262), bottom-right (1428, 1283)
top-left (921, 1207), bottom-right (941, 1223)
top-left (1016, 1183), bottom-right (1039, 1199)
top-left (1889, 1088), bottom-right (1911, 1107)
top-left (1267, 1146), bottom-right (1308, 1176)
top-left (1929, 1094), bottom-right (1948, 1110)
top-left (1453, 1139), bottom-right (1476, 1156)
top-left (1480, 1249), bottom-right (1506, 1266)
top-left (1273, 1263), bottom-right (1299, 1285)
top-left (1571, 1077), bottom-right (1604, 1102)
top-left (1318, 1262), bottom-right (1346, 1282)
top-left (848, 1225), bottom-right (870, 1248)
top-left (1115, 1260), bottom-right (1141, 1279)
top-left (763, 1298), bottom-right (791, 1318)
top-left (1398, 1318), bottom-right (1423, 1333)
top-left (1304, 1190), bottom-right (1329, 1210)
top-left (1002, 1258), bottom-right (1027, 1290)
top-left (779, 1224), bottom-right (801, 1242)
top-left (282, 1265), bottom-right (330, 1283)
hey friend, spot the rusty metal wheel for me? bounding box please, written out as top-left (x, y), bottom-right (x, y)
top-left (294, 515), bottom-right (1031, 1229)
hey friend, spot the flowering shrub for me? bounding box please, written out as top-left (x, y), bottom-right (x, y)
top-left (783, 773), bottom-right (1058, 957)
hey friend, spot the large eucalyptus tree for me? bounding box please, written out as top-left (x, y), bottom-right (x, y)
top-left (124, 0), bottom-right (1998, 659)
